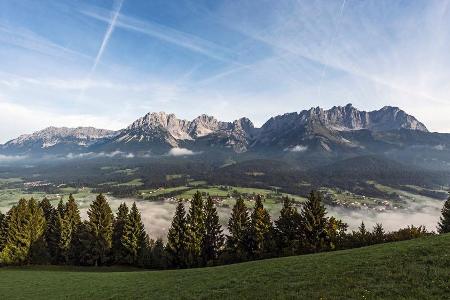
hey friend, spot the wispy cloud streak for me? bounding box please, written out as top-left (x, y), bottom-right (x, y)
top-left (0, 23), bottom-right (90, 60)
top-left (81, 7), bottom-right (236, 63)
top-left (78, 0), bottom-right (124, 101)
top-left (91, 0), bottom-right (124, 74)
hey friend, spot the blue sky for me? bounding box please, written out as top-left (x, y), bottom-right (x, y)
top-left (0, 0), bottom-right (449, 142)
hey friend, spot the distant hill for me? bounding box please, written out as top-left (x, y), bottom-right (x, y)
top-left (1, 234), bottom-right (448, 299)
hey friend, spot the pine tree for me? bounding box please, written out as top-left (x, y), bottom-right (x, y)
top-left (71, 221), bottom-right (94, 266)
top-left (246, 195), bottom-right (273, 258)
top-left (39, 197), bottom-right (54, 222)
top-left (202, 197), bottom-right (224, 263)
top-left (0, 199), bottom-right (29, 264)
top-left (28, 198), bottom-right (49, 264)
top-left (325, 216), bottom-right (348, 250)
top-left (227, 197), bottom-right (249, 259)
top-left (112, 202), bottom-right (129, 264)
top-left (47, 208), bottom-right (63, 263)
top-left (372, 223), bottom-right (385, 244)
top-left (166, 200), bottom-right (188, 268)
top-left (357, 221), bottom-right (370, 246)
top-left (438, 194), bottom-right (450, 234)
top-left (0, 199), bottom-right (46, 265)
top-left (300, 191), bottom-right (330, 253)
top-left (65, 194), bottom-right (81, 228)
top-left (56, 199), bottom-right (65, 216)
top-left (121, 202), bottom-right (146, 265)
top-left (151, 238), bottom-right (166, 269)
top-left (86, 194), bottom-right (114, 266)
top-left (275, 197), bottom-right (300, 254)
top-left (0, 211), bottom-right (6, 252)
top-left (60, 194), bottom-right (81, 263)
top-left (186, 191), bottom-right (205, 267)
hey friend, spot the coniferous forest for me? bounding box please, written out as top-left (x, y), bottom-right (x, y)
top-left (0, 191), bottom-right (449, 269)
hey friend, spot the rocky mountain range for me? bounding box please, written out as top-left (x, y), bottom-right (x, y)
top-left (2, 104), bottom-right (448, 162)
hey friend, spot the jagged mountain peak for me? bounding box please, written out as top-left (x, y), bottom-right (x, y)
top-left (189, 114), bottom-right (222, 137)
top-left (297, 103), bottom-right (428, 132)
top-left (0, 104), bottom-right (433, 157)
top-left (2, 126), bottom-right (115, 153)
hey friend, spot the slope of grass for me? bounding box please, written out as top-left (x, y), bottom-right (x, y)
top-left (1, 234), bottom-right (449, 299)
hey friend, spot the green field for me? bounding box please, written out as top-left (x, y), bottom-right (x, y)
top-left (117, 178), bottom-right (144, 187)
top-left (1, 234), bottom-right (448, 299)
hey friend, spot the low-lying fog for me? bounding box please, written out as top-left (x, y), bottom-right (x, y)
top-left (1, 193), bottom-right (443, 239)
top-left (78, 195), bottom-right (444, 240)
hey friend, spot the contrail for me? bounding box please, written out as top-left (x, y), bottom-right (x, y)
top-left (78, 0), bottom-right (124, 101)
top-left (91, 0), bottom-right (123, 73)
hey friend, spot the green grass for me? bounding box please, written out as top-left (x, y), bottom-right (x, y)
top-left (1, 234), bottom-right (449, 299)
top-left (0, 177), bottom-right (23, 185)
top-left (188, 180), bottom-right (207, 186)
top-left (178, 187), bottom-right (231, 198)
top-left (116, 178), bottom-right (143, 187)
top-left (140, 186), bottom-right (191, 198)
top-left (166, 174), bottom-right (184, 181)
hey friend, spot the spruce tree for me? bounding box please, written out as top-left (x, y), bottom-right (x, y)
top-left (65, 194), bottom-right (81, 228)
top-left (28, 198), bottom-right (49, 264)
top-left (60, 194), bottom-right (81, 263)
top-left (86, 194), bottom-right (114, 266)
top-left (372, 223), bottom-right (385, 244)
top-left (121, 202), bottom-right (146, 265)
top-left (0, 211), bottom-right (6, 252)
top-left (227, 197), bottom-right (249, 259)
top-left (112, 202), bottom-right (129, 264)
top-left (56, 199), bottom-right (65, 216)
top-left (326, 216), bottom-right (348, 250)
top-left (357, 221), bottom-right (370, 246)
top-left (0, 200), bottom-right (29, 264)
top-left (246, 195), bottom-right (273, 258)
top-left (275, 197), bottom-right (300, 254)
top-left (438, 194), bottom-right (450, 234)
top-left (300, 191), bottom-right (330, 253)
top-left (166, 200), bottom-right (187, 268)
top-left (47, 209), bottom-right (63, 263)
top-left (0, 199), bottom-right (46, 265)
top-left (203, 196), bottom-right (224, 263)
top-left (39, 197), bottom-right (54, 222)
top-left (186, 191), bottom-right (205, 267)
top-left (71, 221), bottom-right (94, 266)
top-left (151, 238), bottom-right (166, 269)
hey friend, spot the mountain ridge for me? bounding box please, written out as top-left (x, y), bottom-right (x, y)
top-left (0, 104), bottom-right (434, 156)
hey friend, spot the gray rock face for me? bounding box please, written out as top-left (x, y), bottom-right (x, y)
top-left (110, 112), bottom-right (257, 152)
top-left (253, 104), bottom-right (428, 152)
top-left (0, 104), bottom-right (430, 156)
top-left (2, 127), bottom-right (115, 153)
top-left (259, 104), bottom-right (427, 134)
top-left (315, 104), bottom-right (428, 132)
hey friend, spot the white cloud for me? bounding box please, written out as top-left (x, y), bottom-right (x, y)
top-left (0, 100), bottom-right (127, 143)
top-left (0, 154), bottom-right (27, 162)
top-left (285, 145), bottom-right (308, 152)
top-left (434, 145), bottom-right (445, 151)
top-left (65, 151), bottom-right (135, 159)
top-left (167, 148), bottom-right (199, 156)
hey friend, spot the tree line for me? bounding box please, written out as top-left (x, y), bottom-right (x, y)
top-left (0, 191), bottom-right (449, 268)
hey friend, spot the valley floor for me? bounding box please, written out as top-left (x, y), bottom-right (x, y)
top-left (1, 234), bottom-right (449, 299)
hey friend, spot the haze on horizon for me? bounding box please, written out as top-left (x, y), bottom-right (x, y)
top-left (0, 0), bottom-right (449, 143)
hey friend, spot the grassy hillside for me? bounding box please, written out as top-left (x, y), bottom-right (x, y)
top-left (1, 234), bottom-right (449, 299)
